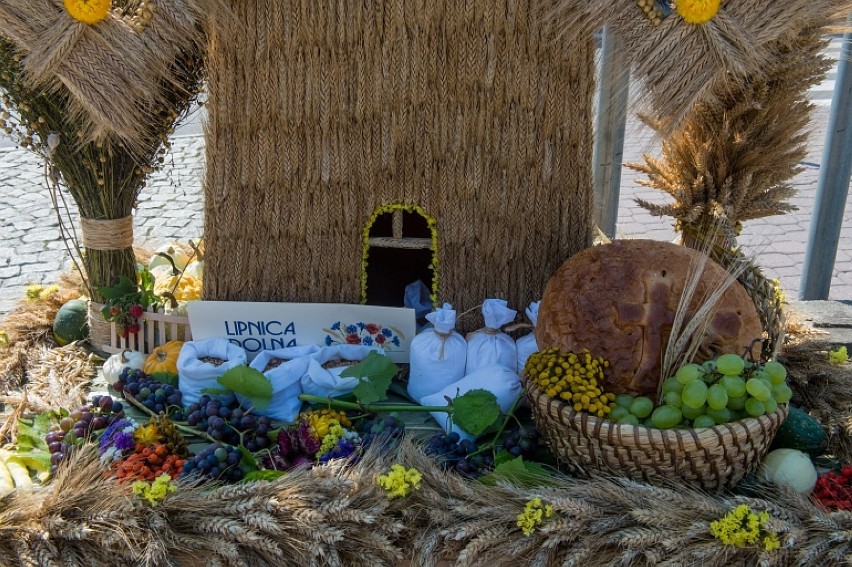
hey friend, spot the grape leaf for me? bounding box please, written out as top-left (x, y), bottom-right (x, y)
top-left (96, 275), bottom-right (138, 300)
top-left (217, 365), bottom-right (273, 410)
top-left (478, 456), bottom-right (552, 488)
top-left (340, 351), bottom-right (398, 405)
top-left (243, 469), bottom-right (286, 482)
top-left (15, 421), bottom-right (47, 452)
top-left (238, 445), bottom-right (258, 470)
top-left (150, 371), bottom-right (178, 387)
top-left (452, 389), bottom-right (500, 436)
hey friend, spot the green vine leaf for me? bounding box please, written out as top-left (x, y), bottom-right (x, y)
top-left (340, 351), bottom-right (398, 405)
top-left (243, 469), bottom-right (285, 482)
top-left (478, 455), bottom-right (552, 488)
top-left (96, 275), bottom-right (137, 300)
top-left (452, 389), bottom-right (500, 436)
top-left (216, 365), bottom-right (273, 410)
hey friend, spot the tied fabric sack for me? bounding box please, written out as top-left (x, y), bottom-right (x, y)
top-left (178, 338), bottom-right (247, 406)
top-left (516, 300), bottom-right (541, 374)
top-left (301, 345), bottom-right (385, 398)
top-left (247, 345), bottom-right (321, 423)
top-left (407, 303), bottom-right (468, 403)
top-left (465, 298), bottom-right (518, 374)
top-left (419, 365), bottom-right (522, 441)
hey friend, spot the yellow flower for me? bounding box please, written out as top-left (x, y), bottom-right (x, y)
top-left (377, 464), bottom-right (422, 498)
top-left (64, 0), bottom-right (112, 24)
top-left (675, 0), bottom-right (720, 24)
top-left (131, 474), bottom-right (177, 506)
top-left (829, 346), bottom-right (848, 366)
top-left (709, 504), bottom-right (780, 551)
top-left (302, 409), bottom-right (351, 440)
top-left (319, 422), bottom-right (344, 455)
top-left (24, 284), bottom-right (44, 302)
top-left (133, 424), bottom-right (161, 445)
top-left (517, 498), bottom-right (555, 536)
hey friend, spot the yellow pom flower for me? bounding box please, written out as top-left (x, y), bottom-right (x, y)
top-left (709, 504), bottom-right (780, 551)
top-left (675, 0), bottom-right (721, 24)
top-left (131, 473), bottom-right (177, 506)
top-left (64, 0), bottom-right (112, 24)
top-left (133, 424), bottom-right (162, 445)
top-left (517, 497), bottom-right (555, 536)
top-left (377, 464), bottom-right (422, 498)
top-left (829, 346), bottom-right (848, 366)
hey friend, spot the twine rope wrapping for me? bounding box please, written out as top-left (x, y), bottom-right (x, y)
top-left (466, 327), bottom-right (501, 341)
top-left (87, 301), bottom-right (113, 350)
top-left (80, 216), bottom-right (133, 251)
top-left (434, 330), bottom-right (453, 360)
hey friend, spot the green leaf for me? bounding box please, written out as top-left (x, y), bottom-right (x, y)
top-left (12, 450), bottom-right (51, 472)
top-left (478, 456), bottom-right (552, 488)
top-left (238, 445), bottom-right (258, 470)
top-left (200, 387), bottom-right (232, 397)
top-left (341, 352), bottom-right (398, 405)
top-left (452, 389), bottom-right (500, 436)
top-left (243, 469), bottom-right (285, 482)
top-left (16, 421), bottom-right (47, 452)
top-left (96, 275), bottom-right (138, 300)
top-left (217, 365), bottom-right (273, 410)
top-left (151, 371), bottom-right (179, 387)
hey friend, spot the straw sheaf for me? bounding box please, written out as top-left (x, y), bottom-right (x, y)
top-left (0, 437), bottom-right (851, 565)
top-left (203, 1), bottom-right (595, 328)
top-left (0, 0), bottom-right (215, 150)
top-left (541, 0), bottom-right (852, 134)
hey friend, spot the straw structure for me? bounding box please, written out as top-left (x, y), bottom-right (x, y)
top-left (203, 1), bottom-right (596, 326)
top-left (0, 0), bottom-right (216, 149)
top-left (524, 379), bottom-right (788, 492)
top-left (80, 217), bottom-right (134, 251)
top-left (542, 0), bottom-right (852, 134)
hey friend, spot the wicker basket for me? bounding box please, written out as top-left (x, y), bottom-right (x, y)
top-left (523, 379), bottom-right (788, 492)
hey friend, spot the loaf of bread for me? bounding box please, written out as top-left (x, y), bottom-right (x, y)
top-left (537, 240), bottom-right (764, 397)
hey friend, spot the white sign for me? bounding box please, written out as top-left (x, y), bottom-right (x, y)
top-left (187, 301), bottom-right (416, 363)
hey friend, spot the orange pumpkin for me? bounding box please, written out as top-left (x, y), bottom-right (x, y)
top-left (144, 340), bottom-right (184, 376)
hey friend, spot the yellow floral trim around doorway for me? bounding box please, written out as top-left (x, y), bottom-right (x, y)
top-left (361, 204), bottom-right (439, 307)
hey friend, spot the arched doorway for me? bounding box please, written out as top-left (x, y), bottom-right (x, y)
top-left (361, 205), bottom-right (438, 310)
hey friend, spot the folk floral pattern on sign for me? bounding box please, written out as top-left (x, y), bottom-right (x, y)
top-left (323, 321), bottom-right (403, 350)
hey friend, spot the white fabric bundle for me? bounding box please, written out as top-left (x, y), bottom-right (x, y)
top-left (407, 303), bottom-right (467, 402)
top-left (300, 345), bottom-right (385, 398)
top-left (465, 298), bottom-right (518, 374)
top-left (247, 345), bottom-right (321, 423)
top-left (178, 338), bottom-right (247, 406)
top-left (420, 365), bottom-right (522, 441)
top-left (516, 300), bottom-right (540, 374)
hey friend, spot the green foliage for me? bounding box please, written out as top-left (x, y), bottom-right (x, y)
top-left (341, 351), bottom-right (398, 405)
top-left (453, 389), bottom-right (500, 436)
top-left (216, 366), bottom-right (273, 410)
top-left (243, 470), bottom-right (286, 482)
top-left (478, 456), bottom-right (552, 488)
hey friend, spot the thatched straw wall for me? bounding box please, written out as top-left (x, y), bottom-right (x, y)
top-left (203, 1), bottom-right (595, 320)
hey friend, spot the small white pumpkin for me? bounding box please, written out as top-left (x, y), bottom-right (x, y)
top-left (183, 259), bottom-right (203, 280)
top-left (760, 448), bottom-right (818, 494)
top-left (103, 350), bottom-right (146, 382)
top-left (148, 244), bottom-right (190, 272)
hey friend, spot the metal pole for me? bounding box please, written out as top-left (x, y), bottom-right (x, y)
top-left (800, 31), bottom-right (852, 299)
top-left (592, 26), bottom-right (630, 239)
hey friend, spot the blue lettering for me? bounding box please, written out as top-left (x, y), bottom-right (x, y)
top-left (283, 322), bottom-right (296, 335)
top-left (224, 321), bottom-right (237, 335)
top-left (235, 321), bottom-right (248, 335)
top-left (286, 338), bottom-right (297, 347)
top-left (242, 337), bottom-right (262, 352)
top-left (266, 321), bottom-right (282, 335)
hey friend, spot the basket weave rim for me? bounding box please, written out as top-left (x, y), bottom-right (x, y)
top-left (523, 376), bottom-right (789, 450)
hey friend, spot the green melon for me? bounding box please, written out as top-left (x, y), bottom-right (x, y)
top-left (770, 405), bottom-right (828, 458)
top-left (53, 299), bottom-right (89, 346)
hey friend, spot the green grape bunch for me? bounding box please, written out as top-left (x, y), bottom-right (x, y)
top-left (611, 354), bottom-right (791, 430)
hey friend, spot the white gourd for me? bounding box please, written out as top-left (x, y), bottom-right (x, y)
top-left (103, 350), bottom-right (146, 382)
top-left (760, 448), bottom-right (818, 494)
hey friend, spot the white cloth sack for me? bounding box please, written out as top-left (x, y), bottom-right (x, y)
top-left (407, 304), bottom-right (468, 402)
top-left (516, 300), bottom-right (541, 374)
top-left (465, 299), bottom-right (518, 374)
top-left (178, 338), bottom-right (247, 406)
top-left (419, 365), bottom-right (522, 441)
top-left (246, 345), bottom-right (321, 423)
top-left (301, 345), bottom-right (385, 398)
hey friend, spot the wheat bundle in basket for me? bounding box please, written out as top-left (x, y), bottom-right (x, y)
top-left (523, 378), bottom-right (788, 492)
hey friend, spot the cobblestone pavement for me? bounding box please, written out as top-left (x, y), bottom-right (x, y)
top-left (1, 44), bottom-right (850, 320)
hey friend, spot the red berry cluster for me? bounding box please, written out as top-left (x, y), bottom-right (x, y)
top-left (813, 465), bottom-right (852, 510)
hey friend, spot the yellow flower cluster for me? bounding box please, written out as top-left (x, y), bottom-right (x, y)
top-left (360, 204), bottom-right (439, 306)
top-left (829, 346), bottom-right (848, 366)
top-left (319, 421), bottom-right (344, 456)
top-left (302, 409), bottom-right (352, 440)
top-left (709, 504), bottom-right (781, 551)
top-left (134, 424), bottom-right (162, 445)
top-left (525, 348), bottom-right (616, 417)
top-left (675, 0), bottom-right (721, 24)
top-left (517, 497), bottom-right (554, 536)
top-left (154, 274), bottom-right (203, 302)
top-left (24, 284), bottom-right (59, 302)
top-left (131, 473), bottom-right (177, 506)
top-left (64, 0), bottom-right (112, 25)
top-left (377, 464), bottom-right (422, 498)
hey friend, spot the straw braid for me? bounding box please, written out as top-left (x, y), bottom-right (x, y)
top-left (203, 1), bottom-right (595, 330)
